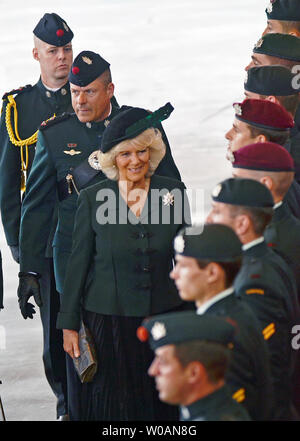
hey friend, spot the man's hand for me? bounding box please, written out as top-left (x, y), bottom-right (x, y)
top-left (17, 273), bottom-right (42, 319)
top-left (63, 329), bottom-right (80, 359)
top-left (9, 246), bottom-right (19, 263)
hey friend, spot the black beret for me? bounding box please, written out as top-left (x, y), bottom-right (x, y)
top-left (33, 13), bottom-right (73, 46)
top-left (266, 0), bottom-right (300, 21)
top-left (100, 102), bottom-right (174, 153)
top-left (137, 311), bottom-right (235, 351)
top-left (253, 33), bottom-right (300, 62)
top-left (69, 51), bottom-right (110, 87)
top-left (173, 224), bottom-right (242, 262)
top-left (245, 65), bottom-right (298, 96)
top-left (211, 178), bottom-right (274, 208)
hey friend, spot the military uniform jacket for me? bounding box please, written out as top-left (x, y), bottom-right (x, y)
top-left (202, 292), bottom-right (272, 421)
top-left (19, 106), bottom-right (120, 292)
top-left (19, 105), bottom-right (182, 293)
top-left (285, 106), bottom-right (300, 185)
top-left (56, 175), bottom-right (189, 330)
top-left (180, 386), bottom-right (251, 421)
top-left (264, 201), bottom-right (300, 305)
top-left (0, 78), bottom-right (72, 246)
top-left (234, 240), bottom-right (296, 420)
top-left (283, 179), bottom-right (300, 221)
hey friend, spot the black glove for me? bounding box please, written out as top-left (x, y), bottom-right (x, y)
top-left (9, 246), bottom-right (19, 263)
top-left (17, 272), bottom-right (42, 319)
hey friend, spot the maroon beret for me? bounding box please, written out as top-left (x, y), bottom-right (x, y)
top-left (233, 141), bottom-right (295, 172)
top-left (233, 98), bottom-right (294, 131)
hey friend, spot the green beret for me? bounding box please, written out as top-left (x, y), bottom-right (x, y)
top-left (100, 102), bottom-right (174, 153)
top-left (245, 66), bottom-right (298, 96)
top-left (266, 0), bottom-right (300, 21)
top-left (253, 33), bottom-right (300, 62)
top-left (211, 178), bottom-right (274, 208)
top-left (173, 224), bottom-right (242, 262)
top-left (137, 311), bottom-right (235, 351)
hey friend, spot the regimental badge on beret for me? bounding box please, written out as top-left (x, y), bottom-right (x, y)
top-left (151, 322), bottom-right (167, 341)
top-left (88, 151), bottom-right (102, 170)
top-left (82, 56), bottom-right (93, 65)
top-left (227, 150), bottom-right (236, 164)
top-left (266, 0), bottom-right (276, 13)
top-left (244, 71), bottom-right (249, 85)
top-left (63, 21), bottom-right (69, 32)
top-left (162, 192), bottom-right (174, 206)
top-left (212, 183), bottom-right (222, 198)
top-left (254, 38), bottom-right (264, 49)
top-left (233, 103), bottom-right (242, 116)
top-left (174, 235), bottom-right (185, 254)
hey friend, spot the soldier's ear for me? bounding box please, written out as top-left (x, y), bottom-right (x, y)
top-left (289, 30), bottom-right (300, 37)
top-left (32, 47), bottom-right (39, 62)
top-left (107, 82), bottom-right (115, 99)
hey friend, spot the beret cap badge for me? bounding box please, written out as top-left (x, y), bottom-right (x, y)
top-left (82, 56), bottom-right (93, 65)
top-left (174, 235), bottom-right (185, 254)
top-left (62, 21), bottom-right (70, 32)
top-left (254, 38), bottom-right (264, 49)
top-left (151, 322), bottom-right (167, 341)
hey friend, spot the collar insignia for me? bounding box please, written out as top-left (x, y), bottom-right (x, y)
top-left (174, 235), bottom-right (185, 254)
top-left (63, 149), bottom-right (82, 156)
top-left (104, 119), bottom-right (110, 127)
top-left (67, 143), bottom-right (77, 148)
top-left (151, 322), bottom-right (167, 340)
top-left (82, 56), bottom-right (93, 65)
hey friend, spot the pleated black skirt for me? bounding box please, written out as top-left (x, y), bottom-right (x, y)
top-left (79, 309), bottom-right (179, 421)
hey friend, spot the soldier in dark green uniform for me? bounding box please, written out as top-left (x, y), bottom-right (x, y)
top-left (244, 65), bottom-right (300, 187)
top-left (18, 50), bottom-right (181, 420)
top-left (225, 95), bottom-right (300, 219)
top-left (138, 311), bottom-right (251, 421)
top-left (231, 141), bottom-right (300, 415)
top-left (169, 224), bottom-right (272, 421)
top-left (245, 33), bottom-right (300, 186)
top-left (0, 13), bottom-right (74, 420)
top-left (207, 178), bottom-right (299, 420)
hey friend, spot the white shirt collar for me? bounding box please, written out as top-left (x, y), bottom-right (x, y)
top-left (242, 236), bottom-right (264, 251)
top-left (196, 287), bottom-right (234, 315)
top-left (273, 201), bottom-right (283, 210)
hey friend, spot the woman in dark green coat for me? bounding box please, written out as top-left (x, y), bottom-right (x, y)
top-left (57, 103), bottom-right (191, 421)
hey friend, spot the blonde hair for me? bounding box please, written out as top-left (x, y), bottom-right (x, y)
top-left (98, 127), bottom-right (166, 180)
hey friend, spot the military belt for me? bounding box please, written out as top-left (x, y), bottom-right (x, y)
top-left (57, 159), bottom-right (101, 201)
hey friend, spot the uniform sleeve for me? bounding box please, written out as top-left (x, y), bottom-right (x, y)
top-left (0, 101), bottom-right (22, 246)
top-left (57, 190), bottom-right (95, 331)
top-left (19, 130), bottom-right (57, 275)
top-left (155, 123), bottom-right (182, 181)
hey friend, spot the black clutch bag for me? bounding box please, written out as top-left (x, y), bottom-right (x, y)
top-left (73, 320), bottom-right (98, 383)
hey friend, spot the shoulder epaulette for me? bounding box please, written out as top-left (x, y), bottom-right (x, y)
top-left (2, 84), bottom-right (32, 100)
top-left (39, 112), bottom-right (72, 131)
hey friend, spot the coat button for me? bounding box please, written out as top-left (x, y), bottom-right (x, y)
top-left (46, 91), bottom-right (51, 98)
